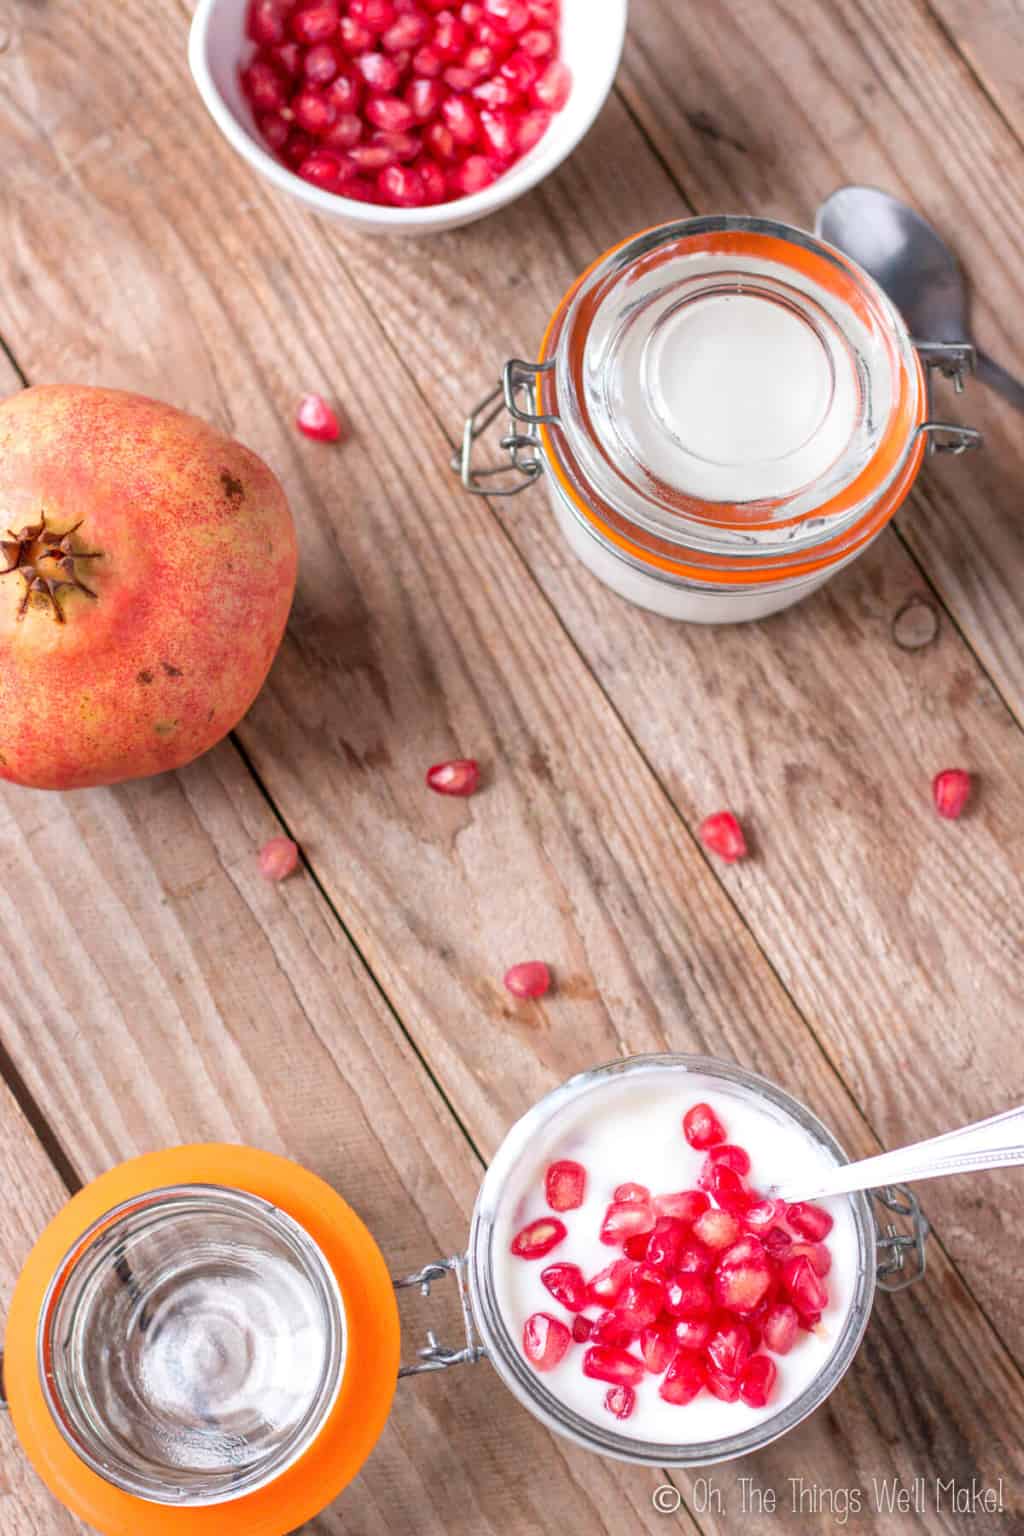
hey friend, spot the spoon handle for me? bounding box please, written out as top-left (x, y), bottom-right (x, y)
top-left (975, 349), bottom-right (1024, 415)
top-left (774, 1103), bottom-right (1024, 1203)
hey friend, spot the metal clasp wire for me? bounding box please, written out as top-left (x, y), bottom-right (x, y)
top-left (454, 359), bottom-right (558, 497)
top-left (913, 340), bottom-right (983, 456)
top-left (393, 1255), bottom-right (486, 1377)
top-left (873, 1184), bottom-right (930, 1292)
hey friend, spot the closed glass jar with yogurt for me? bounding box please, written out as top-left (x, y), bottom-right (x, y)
top-left (460, 217), bottom-right (980, 623)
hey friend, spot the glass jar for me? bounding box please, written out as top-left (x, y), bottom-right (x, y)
top-left (458, 217), bottom-right (981, 623)
top-left (3, 1058), bottom-right (929, 1533)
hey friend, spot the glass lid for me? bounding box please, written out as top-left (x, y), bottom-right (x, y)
top-left (539, 218), bottom-right (925, 560)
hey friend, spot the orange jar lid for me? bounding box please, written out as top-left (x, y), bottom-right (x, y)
top-left (531, 218), bottom-right (929, 587)
top-left (5, 1145), bottom-right (400, 1536)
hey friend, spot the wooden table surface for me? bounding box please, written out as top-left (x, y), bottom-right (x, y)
top-left (2, 1), bottom-right (1024, 1531)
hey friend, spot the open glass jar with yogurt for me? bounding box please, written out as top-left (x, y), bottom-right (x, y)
top-left (458, 217), bottom-right (981, 622)
top-left (3, 1057), bottom-right (929, 1533)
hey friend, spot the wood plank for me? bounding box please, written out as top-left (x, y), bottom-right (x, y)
top-left (0, 1), bottom-right (1021, 1528)
top-left (930, 0), bottom-right (1024, 142)
top-left (0, 1080), bottom-right (87, 1532)
top-left (0, 751), bottom-right (693, 1536)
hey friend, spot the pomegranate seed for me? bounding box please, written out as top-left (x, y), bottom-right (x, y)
top-left (613, 1182), bottom-right (651, 1204)
top-left (479, 107), bottom-right (518, 160)
top-left (704, 1143), bottom-right (751, 1177)
top-left (600, 1199), bottom-right (655, 1245)
top-left (326, 71), bottom-right (362, 110)
top-left (292, 86), bottom-right (338, 133)
top-left (544, 1158), bottom-right (585, 1210)
top-left (322, 112), bottom-right (364, 148)
top-left (413, 42), bottom-right (444, 74)
top-left (298, 150), bottom-right (347, 188)
top-left (714, 1260), bottom-right (772, 1316)
top-left (270, 40), bottom-right (304, 76)
top-left (296, 393), bottom-right (343, 441)
top-left (356, 50), bottom-right (402, 90)
top-left (586, 1258), bottom-right (633, 1306)
top-left (434, 11), bottom-right (469, 56)
top-left (341, 175), bottom-right (380, 199)
top-left (283, 128), bottom-right (316, 165)
top-left (604, 1383), bottom-right (636, 1420)
top-left (258, 111), bottom-right (292, 149)
top-left (248, 0), bottom-right (287, 44)
top-left (789, 1240), bottom-right (832, 1278)
top-left (623, 1233), bottom-right (649, 1260)
top-left (259, 836), bottom-right (299, 880)
top-left (582, 1345), bottom-right (645, 1388)
top-left (414, 155), bottom-right (448, 201)
top-left (786, 1202), bottom-right (834, 1242)
top-left (782, 1254), bottom-right (829, 1316)
top-left (705, 1164), bottom-right (752, 1215)
top-left (691, 1209), bottom-right (741, 1252)
top-left (522, 1311), bottom-right (570, 1371)
top-left (338, 14), bottom-right (375, 49)
top-left (674, 1315), bottom-right (713, 1351)
top-left (443, 64), bottom-right (481, 90)
top-left (349, 142), bottom-right (400, 169)
top-left (660, 1351), bottom-right (706, 1405)
top-left (682, 1102), bottom-right (726, 1149)
top-left (366, 94), bottom-right (416, 130)
top-left (241, 60), bottom-right (288, 111)
top-left (426, 759), bottom-right (480, 795)
top-left (744, 1197), bottom-right (784, 1231)
top-left (500, 49), bottom-right (538, 90)
top-left (676, 1238), bottom-right (715, 1276)
top-left (516, 107), bottom-right (551, 153)
top-left (351, 0), bottom-right (397, 27)
top-left (572, 1314), bottom-right (593, 1343)
top-left (383, 10), bottom-right (430, 48)
top-left (706, 1366), bottom-right (741, 1402)
top-left (505, 961), bottom-right (551, 999)
top-left (699, 810), bottom-right (748, 862)
top-left (739, 1354), bottom-right (777, 1407)
top-left (540, 1262), bottom-right (588, 1311)
top-left (510, 1216), bottom-right (566, 1259)
top-left (372, 126), bottom-right (420, 160)
top-left (460, 0), bottom-right (482, 19)
top-left (640, 1322), bottom-right (676, 1374)
top-left (292, 5), bottom-right (341, 44)
top-left (591, 1310), bottom-right (635, 1348)
top-left (378, 162), bottom-right (427, 205)
top-left (441, 93), bottom-right (481, 143)
top-left (763, 1302), bottom-right (799, 1355)
top-left (615, 1270), bottom-right (666, 1330)
top-left (303, 41), bottom-right (345, 82)
top-left (707, 1320), bottom-right (751, 1377)
top-left (424, 120), bottom-right (458, 158)
top-left (644, 1216), bottom-right (687, 1271)
top-left (664, 1274), bottom-right (713, 1319)
top-left (484, 0), bottom-right (529, 28)
top-left (654, 1189), bottom-right (709, 1222)
top-left (472, 74), bottom-right (520, 108)
top-left (475, 19), bottom-right (517, 57)
top-left (531, 57), bottom-right (570, 109)
top-left (763, 1224), bottom-right (793, 1257)
top-left (933, 766), bottom-right (973, 818)
top-left (450, 152), bottom-right (498, 194)
top-left (407, 75), bottom-right (444, 118)
top-left (527, 0), bottom-right (559, 22)
top-left (519, 25), bottom-right (554, 56)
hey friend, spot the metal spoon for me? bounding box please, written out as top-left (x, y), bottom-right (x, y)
top-left (816, 184), bottom-right (1024, 414)
top-left (774, 1103), bottom-right (1024, 1204)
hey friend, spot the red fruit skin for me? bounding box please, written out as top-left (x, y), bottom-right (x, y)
top-left (682, 1102), bottom-right (726, 1149)
top-left (699, 810), bottom-right (748, 863)
top-left (933, 767), bottom-right (972, 819)
top-left (545, 1158), bottom-right (585, 1211)
top-left (0, 386), bottom-right (297, 790)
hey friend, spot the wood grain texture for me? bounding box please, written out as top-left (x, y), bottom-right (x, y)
top-left (0, 1), bottom-right (1022, 1531)
top-left (931, 0), bottom-right (1024, 140)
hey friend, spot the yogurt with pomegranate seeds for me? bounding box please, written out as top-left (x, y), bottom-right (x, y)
top-left (494, 1068), bottom-right (859, 1445)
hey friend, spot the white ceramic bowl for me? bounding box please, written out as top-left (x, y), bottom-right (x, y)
top-left (189, 0), bottom-right (629, 236)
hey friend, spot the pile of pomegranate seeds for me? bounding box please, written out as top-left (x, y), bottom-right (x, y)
top-left (932, 767), bottom-right (972, 820)
top-left (241, 0), bottom-right (570, 210)
top-left (514, 1101), bottom-right (835, 1420)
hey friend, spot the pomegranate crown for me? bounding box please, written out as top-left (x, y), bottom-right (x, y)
top-left (0, 512), bottom-right (103, 624)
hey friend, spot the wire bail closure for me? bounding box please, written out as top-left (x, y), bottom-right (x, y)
top-left (914, 341), bottom-right (983, 456)
top-left (394, 1255), bottom-right (486, 1377)
top-left (873, 1184), bottom-right (930, 1292)
top-left (455, 360), bottom-right (557, 497)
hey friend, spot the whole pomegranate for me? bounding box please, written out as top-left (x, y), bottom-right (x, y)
top-left (0, 386), bottom-right (297, 790)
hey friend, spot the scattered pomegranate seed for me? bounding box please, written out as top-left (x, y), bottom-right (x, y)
top-left (604, 1383), bottom-right (636, 1420)
top-left (789, 1240), bottom-right (832, 1278)
top-left (682, 1102), bottom-right (726, 1149)
top-left (425, 758), bottom-right (480, 796)
top-left (744, 1196), bottom-right (785, 1231)
top-left (296, 392), bottom-right (343, 440)
top-left (572, 1314), bottom-right (593, 1343)
top-left (762, 1301), bottom-right (799, 1355)
top-left (613, 1181), bottom-right (651, 1205)
top-left (591, 1310), bottom-right (635, 1348)
top-left (654, 1189), bottom-right (710, 1222)
top-left (704, 1164), bottom-right (752, 1215)
top-left (259, 836), bottom-right (300, 880)
top-left (600, 1199), bottom-right (656, 1245)
top-left (786, 1202), bottom-right (834, 1242)
top-left (545, 1158), bottom-right (585, 1210)
top-left (676, 1237), bottom-right (715, 1275)
top-left (660, 1351), bottom-right (706, 1405)
top-left (699, 810), bottom-right (748, 863)
top-left (510, 1216), bottom-right (566, 1259)
top-left (640, 1321), bottom-right (676, 1374)
top-left (704, 1143), bottom-right (751, 1177)
top-left (739, 1353), bottom-right (777, 1407)
top-left (707, 1319), bottom-right (751, 1377)
top-left (644, 1216), bottom-right (687, 1272)
top-left (522, 1312), bottom-right (570, 1371)
top-left (664, 1274), bottom-right (713, 1319)
top-left (763, 1224), bottom-right (793, 1257)
top-left (615, 1269), bottom-right (667, 1330)
top-left (713, 1252), bottom-right (773, 1315)
top-left (242, 0), bottom-right (566, 208)
top-left (505, 961), bottom-right (552, 999)
top-left (673, 1315), bottom-right (713, 1351)
top-left (932, 767), bottom-right (972, 819)
top-left (582, 1345), bottom-right (645, 1388)
top-left (706, 1366), bottom-right (741, 1402)
top-left (587, 1258), bottom-right (633, 1307)
top-left (691, 1208), bottom-right (741, 1251)
top-left (541, 1262), bottom-right (588, 1311)
top-left (782, 1253), bottom-right (829, 1317)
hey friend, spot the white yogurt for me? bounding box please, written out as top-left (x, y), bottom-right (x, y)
top-left (493, 1069), bottom-right (860, 1446)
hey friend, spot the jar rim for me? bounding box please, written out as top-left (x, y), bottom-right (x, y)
top-left (535, 218), bottom-right (927, 586)
top-left (468, 1053), bottom-right (877, 1467)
